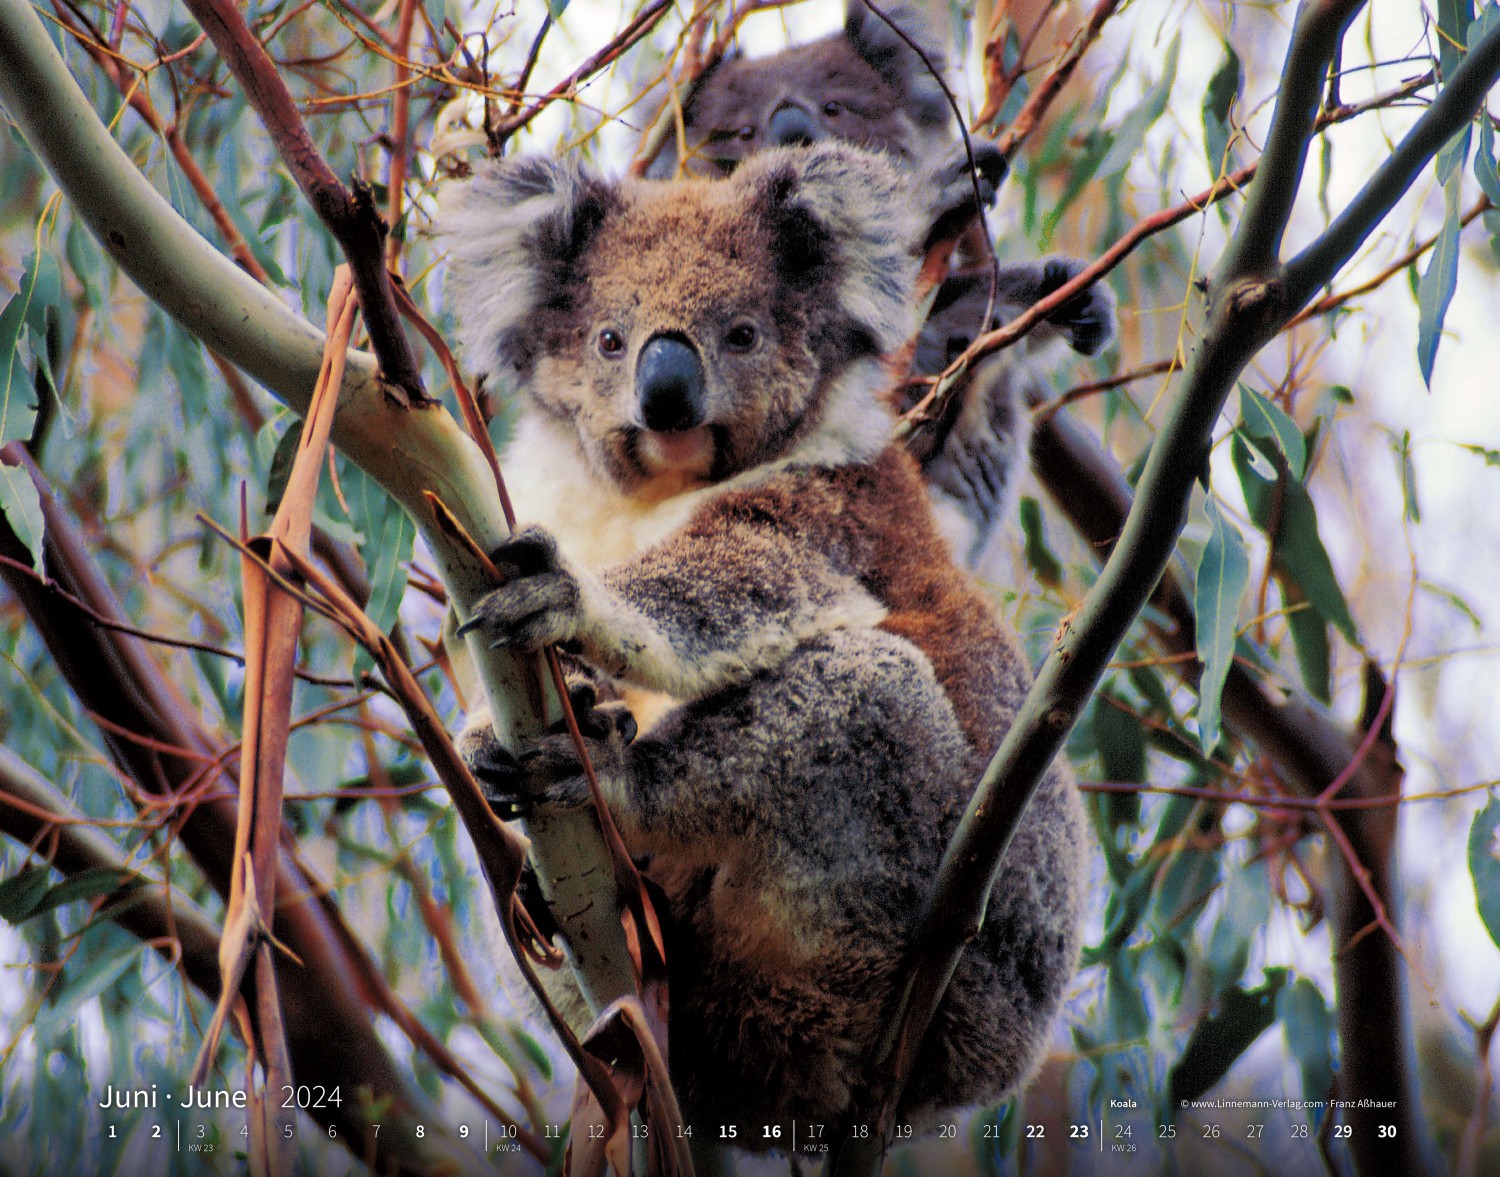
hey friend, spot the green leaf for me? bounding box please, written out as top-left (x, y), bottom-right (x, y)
top-left (1417, 579), bottom-right (1483, 630)
top-left (1098, 35), bottom-right (1180, 179)
top-left (213, 128), bottom-right (290, 288)
top-left (1417, 135), bottom-right (1467, 386)
top-left (1392, 431), bottom-right (1420, 522)
top-left (1193, 498), bottom-right (1248, 753)
top-left (1469, 795), bottom-right (1500, 950)
top-left (1, 253), bottom-right (53, 447)
top-left (266, 419), bottom-right (303, 514)
top-left (0, 458), bottom-right (44, 572)
top-left (1166, 969), bottom-right (1286, 1107)
top-left (1018, 496), bottom-right (1062, 586)
top-left (0, 865), bottom-right (52, 923)
top-left (1481, 207), bottom-right (1500, 266)
top-left (1460, 442), bottom-right (1500, 468)
top-left (1284, 587), bottom-right (1331, 703)
top-left (22, 868), bottom-right (144, 925)
top-left (513, 1028), bottom-right (555, 1082)
top-left (1201, 41), bottom-right (1242, 182)
top-left (1092, 697), bottom-right (1140, 781)
top-left (1477, 111), bottom-right (1500, 206)
top-left (1440, 0), bottom-right (1478, 82)
top-left (423, 0), bottom-right (448, 41)
top-left (1471, 1), bottom-right (1500, 50)
top-left (65, 217), bottom-right (107, 314)
top-left (1092, 691), bottom-right (1145, 828)
top-left (1152, 803), bottom-right (1221, 930)
top-left (33, 939), bottom-right (145, 1039)
top-left (1232, 433), bottom-right (1358, 644)
top-left (1278, 976), bottom-right (1335, 1109)
top-left (348, 467), bottom-right (415, 663)
top-left (1239, 385), bottom-right (1305, 480)
top-left (1103, 947), bottom-right (1151, 1041)
top-left (1206, 857), bottom-right (1270, 985)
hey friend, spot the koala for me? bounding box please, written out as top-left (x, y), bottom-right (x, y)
top-left (649, 0), bottom-right (956, 181)
top-left (904, 260), bottom-right (1116, 567)
top-left (438, 143), bottom-right (1088, 1142)
top-left (650, 0), bottom-right (1115, 571)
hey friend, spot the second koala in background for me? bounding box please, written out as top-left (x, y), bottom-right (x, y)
top-left (648, 0), bottom-right (955, 179)
top-left (652, 0), bottom-right (1115, 569)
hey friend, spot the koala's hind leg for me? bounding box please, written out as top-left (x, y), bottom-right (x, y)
top-left (601, 628), bottom-right (986, 1130)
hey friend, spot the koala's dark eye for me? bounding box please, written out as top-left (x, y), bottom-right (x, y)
top-left (736, 125), bottom-right (756, 141)
top-left (598, 329), bottom-right (626, 357)
top-left (823, 101), bottom-right (843, 117)
top-left (725, 323), bottom-right (758, 352)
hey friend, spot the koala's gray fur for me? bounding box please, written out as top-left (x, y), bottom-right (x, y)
top-left (649, 0), bottom-right (954, 181)
top-left (651, 0), bottom-right (1116, 570)
top-left (905, 261), bottom-right (1116, 567)
top-left (439, 144), bottom-right (1088, 1142)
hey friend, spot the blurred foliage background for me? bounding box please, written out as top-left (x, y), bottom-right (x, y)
top-left (2, 0), bottom-right (1500, 1174)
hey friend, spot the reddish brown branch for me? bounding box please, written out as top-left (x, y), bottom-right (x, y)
top-left (384, 0), bottom-right (419, 268)
top-left (176, 0), bottom-right (426, 399)
top-left (989, 0), bottom-right (1124, 151)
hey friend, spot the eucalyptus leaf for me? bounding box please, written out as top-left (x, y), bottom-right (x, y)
top-left (1232, 433), bottom-right (1358, 644)
top-left (1201, 41), bottom-right (1242, 183)
top-left (32, 939), bottom-right (145, 1039)
top-left (1278, 976), bottom-right (1335, 1110)
top-left (0, 458), bottom-right (44, 572)
top-left (1099, 35), bottom-right (1180, 179)
top-left (1194, 498), bottom-right (1249, 753)
top-left (1468, 795), bottom-right (1500, 950)
top-left (1166, 970), bottom-right (1286, 1107)
top-left (1018, 495), bottom-right (1062, 586)
top-left (1239, 385), bottom-right (1306, 480)
top-left (1417, 141), bottom-right (1467, 387)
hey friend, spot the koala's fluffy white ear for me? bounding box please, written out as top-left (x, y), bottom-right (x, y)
top-left (437, 156), bottom-right (618, 380)
top-left (845, 0), bottom-right (953, 128)
top-left (742, 144), bottom-right (924, 358)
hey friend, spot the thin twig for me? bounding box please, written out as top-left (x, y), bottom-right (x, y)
top-left (488, 0), bottom-right (671, 148)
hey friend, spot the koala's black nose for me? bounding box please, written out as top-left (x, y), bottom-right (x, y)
top-left (637, 335), bottom-right (706, 433)
top-left (769, 103), bottom-right (820, 148)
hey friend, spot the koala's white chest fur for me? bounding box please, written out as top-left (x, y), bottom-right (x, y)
top-left (501, 414), bottom-right (708, 570)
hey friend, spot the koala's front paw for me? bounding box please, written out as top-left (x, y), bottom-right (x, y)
top-left (459, 684), bottom-right (638, 818)
top-left (1036, 257), bottom-right (1116, 356)
top-left (925, 140), bottom-right (1007, 248)
top-left (458, 527), bottom-right (584, 653)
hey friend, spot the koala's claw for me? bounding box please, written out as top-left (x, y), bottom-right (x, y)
top-left (460, 689), bottom-right (637, 818)
top-left (456, 526), bottom-right (583, 653)
top-left (1036, 258), bottom-right (1116, 357)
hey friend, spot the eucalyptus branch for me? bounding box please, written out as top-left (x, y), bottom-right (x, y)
top-left (916, 67), bottom-right (1434, 422)
top-left (176, 0), bottom-right (426, 399)
top-left (1284, 20), bottom-right (1500, 308)
top-left (0, 746), bottom-right (225, 1001)
top-left (0, 0), bottom-right (641, 1052)
top-left (826, 0), bottom-right (1500, 1169)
